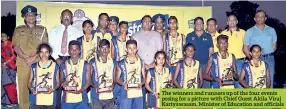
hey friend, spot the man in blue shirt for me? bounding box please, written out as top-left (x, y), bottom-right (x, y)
top-left (186, 17), bottom-right (214, 88)
top-left (243, 10), bottom-right (277, 88)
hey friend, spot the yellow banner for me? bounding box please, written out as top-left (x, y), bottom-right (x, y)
top-left (17, 2), bottom-right (212, 36)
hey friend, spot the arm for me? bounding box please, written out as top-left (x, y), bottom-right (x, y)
top-left (139, 64), bottom-right (146, 88)
top-left (272, 28), bottom-right (277, 52)
top-left (12, 30), bottom-right (29, 59)
top-left (157, 34), bottom-right (163, 51)
top-left (239, 68), bottom-right (248, 88)
top-left (243, 30), bottom-right (252, 59)
top-left (203, 57), bottom-right (214, 81)
top-left (232, 56), bottom-right (239, 81)
top-left (27, 68), bottom-right (36, 94)
top-left (243, 44), bottom-right (251, 59)
top-left (112, 65), bottom-right (116, 89)
top-left (77, 63), bottom-right (91, 93)
top-left (145, 72), bottom-right (153, 93)
top-left (115, 64), bottom-right (125, 86)
top-left (162, 34), bottom-right (166, 53)
top-left (199, 67), bottom-right (203, 88)
top-left (90, 64), bottom-right (97, 88)
top-left (172, 63), bottom-right (181, 88)
top-left (208, 35), bottom-right (214, 56)
top-left (209, 48), bottom-right (214, 56)
top-left (55, 67), bottom-right (60, 90)
top-left (5, 43), bottom-right (16, 63)
top-left (266, 68), bottom-right (271, 88)
top-left (111, 41), bottom-right (115, 59)
top-left (60, 64), bottom-right (65, 87)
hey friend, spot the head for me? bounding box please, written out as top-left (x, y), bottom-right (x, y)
top-left (153, 14), bottom-right (165, 31)
top-left (216, 35), bottom-right (229, 51)
top-left (68, 40), bottom-right (81, 58)
top-left (141, 15), bottom-right (152, 31)
top-left (126, 40), bottom-right (138, 57)
top-left (82, 20), bottom-right (94, 35)
top-left (250, 44), bottom-right (262, 59)
top-left (119, 21), bottom-right (128, 35)
top-left (254, 10), bottom-right (267, 25)
top-left (207, 18), bottom-right (218, 33)
top-left (227, 14), bottom-right (238, 28)
top-left (21, 5), bottom-right (37, 25)
top-left (98, 13), bottom-right (109, 29)
top-left (184, 43), bottom-right (196, 58)
top-left (1, 33), bottom-right (8, 42)
top-left (37, 43), bottom-right (52, 61)
top-left (194, 17), bottom-right (204, 31)
top-left (61, 9), bottom-right (73, 26)
top-left (99, 39), bottom-right (110, 57)
top-left (108, 16), bottom-right (119, 32)
top-left (168, 16), bottom-right (178, 30)
top-left (154, 51), bottom-right (167, 67)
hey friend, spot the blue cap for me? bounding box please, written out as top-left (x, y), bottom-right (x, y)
top-left (109, 16), bottom-right (119, 23)
top-left (152, 14), bottom-right (165, 23)
top-left (21, 5), bottom-right (37, 17)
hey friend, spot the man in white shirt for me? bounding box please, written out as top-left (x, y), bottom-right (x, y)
top-left (49, 9), bottom-right (81, 109)
top-left (49, 9), bottom-right (81, 65)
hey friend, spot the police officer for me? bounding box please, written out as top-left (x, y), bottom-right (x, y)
top-left (152, 14), bottom-right (168, 38)
top-left (12, 5), bottom-right (48, 109)
top-left (108, 16), bottom-right (120, 37)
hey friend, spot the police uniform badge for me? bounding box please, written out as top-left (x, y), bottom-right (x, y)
top-left (192, 37), bottom-right (195, 40)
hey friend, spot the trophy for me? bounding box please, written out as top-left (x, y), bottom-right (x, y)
top-left (97, 72), bottom-right (112, 93)
top-left (64, 71), bottom-right (79, 91)
top-left (36, 72), bottom-right (52, 92)
top-left (127, 69), bottom-right (140, 88)
top-left (222, 67), bottom-right (235, 86)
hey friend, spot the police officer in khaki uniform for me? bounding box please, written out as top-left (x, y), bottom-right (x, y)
top-left (12, 5), bottom-right (48, 109)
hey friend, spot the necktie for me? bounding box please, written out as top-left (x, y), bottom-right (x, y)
top-left (61, 26), bottom-right (68, 54)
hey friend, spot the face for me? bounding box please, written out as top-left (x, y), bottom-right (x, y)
top-left (83, 23), bottom-right (93, 35)
top-left (126, 44), bottom-right (137, 56)
top-left (39, 47), bottom-right (50, 61)
top-left (24, 12), bottom-right (36, 24)
top-left (68, 45), bottom-right (81, 58)
top-left (184, 46), bottom-right (195, 58)
top-left (100, 45), bottom-right (110, 57)
top-left (207, 20), bottom-right (217, 33)
top-left (195, 19), bottom-right (204, 31)
top-left (155, 53), bottom-right (165, 66)
top-left (155, 19), bottom-right (164, 30)
top-left (217, 39), bottom-right (228, 51)
top-left (169, 19), bottom-right (178, 30)
top-left (254, 12), bottom-right (266, 25)
top-left (1, 33), bottom-right (8, 42)
top-left (251, 47), bottom-right (262, 59)
top-left (227, 15), bottom-right (238, 28)
top-left (108, 21), bottom-right (118, 32)
top-left (99, 15), bottom-right (109, 29)
top-left (120, 24), bottom-right (128, 35)
top-left (61, 11), bottom-right (72, 26)
top-left (142, 17), bottom-right (152, 31)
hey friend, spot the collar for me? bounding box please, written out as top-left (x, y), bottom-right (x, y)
top-left (38, 60), bottom-right (53, 69)
top-left (227, 27), bottom-right (240, 32)
top-left (68, 58), bottom-right (80, 65)
top-left (217, 52), bottom-right (229, 59)
top-left (61, 24), bottom-right (71, 28)
top-left (125, 56), bottom-right (139, 64)
top-left (254, 24), bottom-right (269, 30)
top-left (250, 60), bottom-right (262, 67)
top-left (95, 28), bottom-right (112, 34)
top-left (184, 59), bottom-right (196, 67)
top-left (83, 35), bottom-right (92, 42)
top-left (168, 31), bottom-right (180, 37)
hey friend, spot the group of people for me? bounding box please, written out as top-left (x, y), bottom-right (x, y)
top-left (1, 4), bottom-right (277, 109)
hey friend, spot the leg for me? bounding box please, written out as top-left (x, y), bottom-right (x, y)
top-left (61, 103), bottom-right (75, 109)
top-left (132, 97), bottom-right (143, 109)
top-left (76, 101), bottom-right (89, 109)
top-left (45, 105), bottom-right (56, 109)
top-left (261, 56), bottom-right (275, 88)
top-left (201, 64), bottom-right (211, 88)
top-left (91, 99), bottom-right (103, 109)
top-left (30, 105), bottom-right (42, 109)
top-left (114, 84), bottom-right (121, 109)
top-left (103, 99), bottom-right (115, 109)
top-left (17, 66), bottom-right (30, 109)
top-left (235, 59), bottom-right (244, 88)
top-left (120, 98), bottom-right (132, 109)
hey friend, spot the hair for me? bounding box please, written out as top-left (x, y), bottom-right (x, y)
top-left (37, 43), bottom-right (53, 55)
top-left (119, 21), bottom-right (128, 27)
top-left (61, 9), bottom-right (73, 17)
top-left (154, 51), bottom-right (167, 66)
top-left (98, 13), bottom-right (109, 20)
top-left (68, 40), bottom-right (81, 50)
top-left (82, 20), bottom-right (94, 34)
top-left (250, 44), bottom-right (262, 52)
top-left (141, 15), bottom-right (152, 24)
top-left (216, 35), bottom-right (229, 43)
top-left (183, 43), bottom-right (196, 52)
top-left (207, 18), bottom-right (217, 25)
top-left (227, 13), bottom-right (237, 19)
top-left (1, 33), bottom-right (8, 37)
top-left (126, 40), bottom-right (137, 47)
top-left (194, 17), bottom-right (204, 24)
top-left (168, 16), bottom-right (179, 30)
top-left (99, 39), bottom-right (110, 48)
top-left (255, 10), bottom-right (268, 17)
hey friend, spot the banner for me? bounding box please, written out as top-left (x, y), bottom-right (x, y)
top-left (16, 1), bottom-right (212, 36)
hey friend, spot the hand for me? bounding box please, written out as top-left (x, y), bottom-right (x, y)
top-left (25, 56), bottom-right (36, 66)
top-left (123, 83), bottom-right (128, 90)
top-left (138, 83), bottom-right (143, 88)
top-left (43, 88), bottom-right (55, 94)
top-left (61, 81), bottom-right (68, 88)
top-left (30, 89), bottom-right (37, 95)
top-left (69, 89), bottom-right (81, 94)
top-left (153, 92), bottom-right (159, 99)
top-left (227, 72), bottom-right (234, 79)
top-left (215, 78), bottom-right (223, 86)
top-left (56, 58), bottom-right (63, 65)
top-left (1, 63), bottom-right (7, 68)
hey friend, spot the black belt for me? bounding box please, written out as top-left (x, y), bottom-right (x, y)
top-left (59, 55), bottom-right (70, 60)
top-left (237, 58), bottom-right (246, 60)
top-left (262, 53), bottom-right (274, 57)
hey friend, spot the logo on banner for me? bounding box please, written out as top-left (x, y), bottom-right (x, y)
top-left (188, 19), bottom-right (195, 29)
top-left (72, 9), bottom-right (91, 34)
top-left (36, 13), bottom-right (41, 24)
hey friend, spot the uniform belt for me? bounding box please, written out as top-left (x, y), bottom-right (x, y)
top-left (262, 53), bottom-right (274, 57)
top-left (59, 55), bottom-right (70, 60)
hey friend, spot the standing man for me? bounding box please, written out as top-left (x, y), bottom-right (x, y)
top-left (49, 9), bottom-right (81, 109)
top-left (152, 14), bottom-right (168, 38)
top-left (12, 5), bottom-right (48, 109)
top-left (186, 17), bottom-right (214, 88)
top-left (206, 18), bottom-right (220, 53)
top-left (108, 16), bottom-right (120, 37)
top-left (93, 13), bottom-right (113, 43)
top-left (221, 14), bottom-right (246, 88)
top-left (243, 10), bottom-right (277, 88)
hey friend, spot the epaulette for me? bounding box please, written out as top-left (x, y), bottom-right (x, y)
top-left (15, 25), bottom-right (26, 29)
top-left (36, 25), bottom-right (46, 29)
